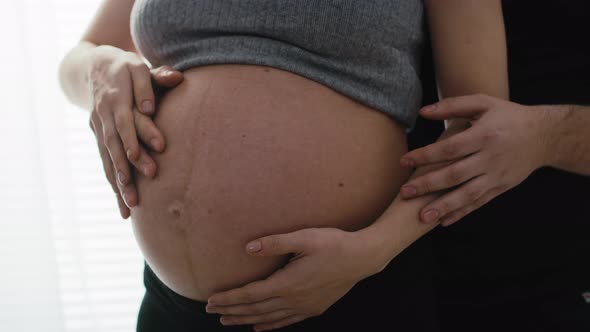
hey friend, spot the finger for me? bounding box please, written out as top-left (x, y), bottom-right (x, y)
top-left (254, 315), bottom-right (307, 332)
top-left (245, 231), bottom-right (308, 256)
top-left (128, 63), bottom-right (156, 115)
top-left (419, 175), bottom-right (490, 224)
top-left (208, 278), bottom-right (283, 306)
top-left (90, 116), bottom-right (119, 194)
top-left (400, 127), bottom-right (482, 168)
top-left (91, 116), bottom-right (131, 218)
top-left (151, 65), bottom-right (184, 89)
top-left (113, 105), bottom-right (141, 162)
top-left (401, 154), bottom-right (484, 199)
top-left (220, 310), bottom-right (293, 326)
top-left (128, 144), bottom-right (157, 178)
top-left (115, 193), bottom-right (131, 219)
top-left (99, 113), bottom-right (137, 207)
top-left (134, 110), bottom-right (165, 152)
top-left (440, 188), bottom-right (503, 227)
top-left (420, 94), bottom-right (493, 120)
top-left (120, 183), bottom-right (139, 208)
top-left (206, 297), bottom-right (286, 315)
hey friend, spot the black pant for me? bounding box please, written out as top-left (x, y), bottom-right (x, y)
top-left (137, 233), bottom-right (440, 332)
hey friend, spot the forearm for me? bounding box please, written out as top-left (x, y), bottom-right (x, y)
top-left (59, 42), bottom-right (133, 111)
top-left (540, 104), bottom-right (590, 176)
top-left (357, 0), bottom-right (510, 271)
top-left (357, 124), bottom-right (464, 272)
top-left (58, 41), bottom-right (101, 110)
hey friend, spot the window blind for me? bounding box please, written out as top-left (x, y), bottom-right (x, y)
top-left (1, 1), bottom-right (147, 331)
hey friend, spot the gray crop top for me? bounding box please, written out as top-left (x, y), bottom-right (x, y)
top-left (130, 0), bottom-right (424, 128)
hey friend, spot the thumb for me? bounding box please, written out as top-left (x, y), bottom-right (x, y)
top-left (151, 66), bottom-right (184, 88)
top-left (246, 231), bottom-right (306, 257)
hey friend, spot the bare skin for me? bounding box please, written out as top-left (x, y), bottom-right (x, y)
top-left (206, 1), bottom-right (511, 330)
top-left (59, 0), bottom-right (409, 304)
top-left (129, 64), bottom-right (409, 300)
top-left (58, 0), bottom-right (184, 218)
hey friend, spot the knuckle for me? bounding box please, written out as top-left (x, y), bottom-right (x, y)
top-left (438, 98), bottom-right (451, 110)
top-left (98, 146), bottom-right (110, 159)
top-left (128, 60), bottom-right (148, 72)
top-left (442, 142), bottom-right (458, 158)
top-left (464, 188), bottom-right (481, 202)
top-left (102, 88), bottom-right (124, 103)
top-left (241, 290), bottom-right (254, 302)
top-left (114, 117), bottom-right (125, 133)
top-left (123, 51), bottom-right (140, 62)
top-left (420, 178), bottom-right (433, 194)
top-left (265, 236), bottom-right (280, 252)
top-left (103, 130), bottom-right (118, 147)
top-left (251, 304), bottom-right (265, 315)
top-left (481, 128), bottom-right (499, 144)
top-left (437, 200), bottom-right (453, 215)
top-left (446, 165), bottom-right (464, 184)
top-left (113, 111), bottom-right (131, 132)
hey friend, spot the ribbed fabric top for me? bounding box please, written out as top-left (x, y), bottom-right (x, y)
top-left (130, 0), bottom-right (424, 128)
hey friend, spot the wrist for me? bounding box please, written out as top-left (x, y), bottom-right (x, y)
top-left (354, 222), bottom-right (401, 276)
top-left (531, 104), bottom-right (569, 168)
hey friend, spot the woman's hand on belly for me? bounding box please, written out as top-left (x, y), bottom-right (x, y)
top-left (206, 227), bottom-right (384, 331)
top-left (88, 58), bottom-right (184, 218)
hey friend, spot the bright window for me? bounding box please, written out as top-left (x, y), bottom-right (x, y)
top-left (0, 1), bottom-right (145, 331)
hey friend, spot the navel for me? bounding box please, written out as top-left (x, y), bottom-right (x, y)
top-left (168, 200), bottom-right (185, 218)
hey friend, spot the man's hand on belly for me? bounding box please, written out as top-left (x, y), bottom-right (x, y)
top-left (205, 228), bottom-right (383, 331)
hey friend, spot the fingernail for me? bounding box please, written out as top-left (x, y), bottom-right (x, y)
top-left (150, 138), bottom-right (161, 151)
top-left (126, 149), bottom-right (132, 159)
top-left (400, 158), bottom-right (415, 168)
top-left (401, 185), bottom-right (417, 197)
top-left (422, 104), bottom-right (437, 113)
top-left (122, 191), bottom-right (129, 205)
top-left (423, 209), bottom-right (440, 223)
top-left (142, 164), bottom-right (152, 176)
top-left (205, 305), bottom-right (214, 313)
top-left (220, 317), bottom-right (229, 325)
top-left (246, 240), bottom-right (262, 253)
top-left (117, 171), bottom-right (126, 185)
top-left (142, 100), bottom-right (154, 114)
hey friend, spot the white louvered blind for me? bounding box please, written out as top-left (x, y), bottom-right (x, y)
top-left (1, 1), bottom-right (145, 331)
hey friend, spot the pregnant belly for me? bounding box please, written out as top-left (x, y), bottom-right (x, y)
top-left (130, 64), bottom-right (410, 301)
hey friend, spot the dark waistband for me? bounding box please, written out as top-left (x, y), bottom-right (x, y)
top-left (143, 262), bottom-right (210, 315)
